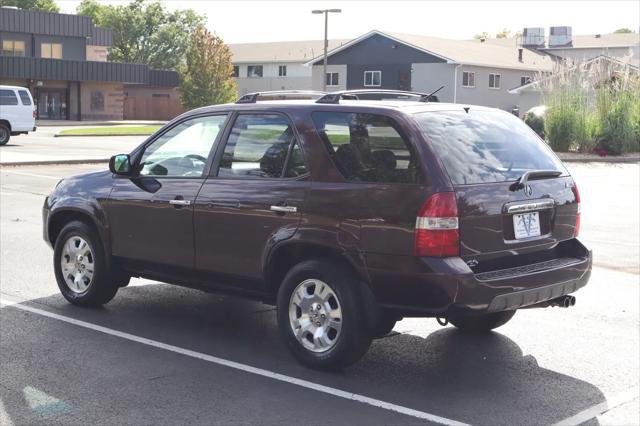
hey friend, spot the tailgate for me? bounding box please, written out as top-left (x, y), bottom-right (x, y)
top-left (456, 176), bottom-right (579, 264)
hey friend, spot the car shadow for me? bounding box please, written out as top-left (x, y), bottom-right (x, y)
top-left (2, 283), bottom-right (606, 425)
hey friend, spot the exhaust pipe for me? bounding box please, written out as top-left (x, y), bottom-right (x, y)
top-left (524, 295), bottom-right (576, 309)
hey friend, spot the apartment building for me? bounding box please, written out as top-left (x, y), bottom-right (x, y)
top-left (0, 7), bottom-right (181, 120)
top-left (229, 28), bottom-right (638, 114)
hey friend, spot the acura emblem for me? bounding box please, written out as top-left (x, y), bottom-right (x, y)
top-left (524, 184), bottom-right (533, 197)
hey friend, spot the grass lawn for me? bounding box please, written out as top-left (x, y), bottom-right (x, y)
top-left (58, 125), bottom-right (162, 136)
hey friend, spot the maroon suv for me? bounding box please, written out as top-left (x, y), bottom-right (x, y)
top-left (43, 91), bottom-right (591, 370)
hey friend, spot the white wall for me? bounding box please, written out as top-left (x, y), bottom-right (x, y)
top-left (454, 65), bottom-right (539, 112)
top-left (410, 63), bottom-right (456, 102)
top-left (311, 64), bottom-right (347, 91)
top-left (233, 62), bottom-right (313, 94)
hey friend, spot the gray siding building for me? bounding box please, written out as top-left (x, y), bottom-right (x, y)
top-left (0, 7), bottom-right (181, 120)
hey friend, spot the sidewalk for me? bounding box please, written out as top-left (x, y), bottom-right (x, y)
top-left (36, 119), bottom-right (167, 127)
top-left (556, 152), bottom-right (640, 163)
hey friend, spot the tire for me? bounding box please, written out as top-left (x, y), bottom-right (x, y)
top-left (277, 259), bottom-right (372, 370)
top-left (53, 220), bottom-right (118, 307)
top-left (449, 310), bottom-right (516, 333)
top-left (0, 123), bottom-right (10, 146)
top-left (371, 311), bottom-right (398, 339)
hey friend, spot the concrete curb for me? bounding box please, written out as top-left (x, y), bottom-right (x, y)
top-left (0, 159), bottom-right (109, 167)
top-left (54, 133), bottom-right (152, 138)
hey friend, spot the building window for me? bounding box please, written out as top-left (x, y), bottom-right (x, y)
top-left (231, 66), bottom-right (239, 77)
top-left (2, 40), bottom-right (25, 56)
top-left (489, 73), bottom-right (501, 89)
top-left (278, 65), bottom-right (287, 77)
top-left (462, 71), bottom-right (475, 88)
top-left (364, 70), bottom-right (382, 87)
top-left (41, 43), bottom-right (62, 59)
top-left (326, 72), bottom-right (339, 86)
top-left (247, 65), bottom-right (263, 78)
top-left (90, 91), bottom-right (104, 111)
top-left (521, 76), bottom-right (532, 86)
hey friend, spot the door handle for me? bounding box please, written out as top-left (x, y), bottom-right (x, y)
top-left (270, 205), bottom-right (297, 213)
top-left (169, 199), bottom-right (192, 206)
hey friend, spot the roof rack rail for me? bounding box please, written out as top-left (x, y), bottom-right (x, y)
top-left (315, 88), bottom-right (443, 104)
top-left (236, 90), bottom-right (326, 104)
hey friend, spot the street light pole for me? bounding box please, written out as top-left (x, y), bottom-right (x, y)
top-left (312, 9), bottom-right (341, 92)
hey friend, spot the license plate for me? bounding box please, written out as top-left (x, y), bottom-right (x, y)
top-left (513, 212), bottom-right (541, 239)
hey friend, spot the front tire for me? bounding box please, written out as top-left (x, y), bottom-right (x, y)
top-left (53, 221), bottom-right (118, 307)
top-left (0, 123), bottom-right (10, 146)
top-left (277, 259), bottom-right (372, 370)
top-left (449, 310), bottom-right (516, 332)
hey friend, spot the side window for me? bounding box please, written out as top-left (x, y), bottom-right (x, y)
top-left (285, 140), bottom-right (308, 177)
top-left (0, 90), bottom-right (18, 106)
top-left (138, 115), bottom-right (227, 177)
top-left (18, 90), bottom-right (32, 106)
top-left (218, 114), bottom-right (300, 179)
top-left (312, 112), bottom-right (422, 184)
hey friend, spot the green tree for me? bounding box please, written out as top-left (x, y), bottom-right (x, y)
top-left (76, 0), bottom-right (204, 70)
top-left (0, 0), bottom-right (59, 12)
top-left (613, 28), bottom-right (634, 33)
top-left (496, 29), bottom-right (511, 39)
top-left (179, 25), bottom-right (237, 109)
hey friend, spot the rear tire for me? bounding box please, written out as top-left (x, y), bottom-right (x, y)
top-left (53, 221), bottom-right (118, 307)
top-left (449, 310), bottom-right (516, 333)
top-left (277, 259), bottom-right (372, 370)
top-left (0, 123), bottom-right (10, 146)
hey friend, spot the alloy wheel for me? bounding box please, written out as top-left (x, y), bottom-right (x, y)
top-left (289, 279), bottom-right (342, 353)
top-left (60, 235), bottom-right (95, 293)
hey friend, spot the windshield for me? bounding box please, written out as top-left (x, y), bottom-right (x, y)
top-left (415, 110), bottom-right (567, 185)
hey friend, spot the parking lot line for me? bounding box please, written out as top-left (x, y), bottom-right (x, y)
top-left (0, 299), bottom-right (468, 426)
top-left (553, 386), bottom-right (640, 426)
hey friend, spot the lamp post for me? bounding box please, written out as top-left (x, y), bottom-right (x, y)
top-left (312, 9), bottom-right (341, 91)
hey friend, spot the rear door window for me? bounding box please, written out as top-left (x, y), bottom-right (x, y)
top-left (18, 90), bottom-right (32, 106)
top-left (312, 112), bottom-right (422, 184)
top-left (217, 114), bottom-right (304, 179)
top-left (0, 90), bottom-right (18, 106)
top-left (415, 110), bottom-right (566, 185)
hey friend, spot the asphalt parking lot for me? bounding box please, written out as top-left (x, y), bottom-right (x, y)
top-left (1, 160), bottom-right (639, 425)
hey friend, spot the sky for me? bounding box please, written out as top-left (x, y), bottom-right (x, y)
top-left (56, 0), bottom-right (640, 44)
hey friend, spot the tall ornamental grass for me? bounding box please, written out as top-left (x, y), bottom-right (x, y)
top-left (541, 57), bottom-right (640, 154)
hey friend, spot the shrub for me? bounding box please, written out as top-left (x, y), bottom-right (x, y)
top-left (524, 113), bottom-right (545, 138)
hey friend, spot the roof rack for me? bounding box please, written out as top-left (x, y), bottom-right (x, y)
top-left (236, 90), bottom-right (326, 104)
top-left (315, 88), bottom-right (443, 104)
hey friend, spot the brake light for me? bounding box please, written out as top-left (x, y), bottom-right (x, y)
top-left (414, 192), bottom-right (459, 257)
top-left (572, 183), bottom-right (581, 237)
top-left (33, 110), bottom-right (37, 118)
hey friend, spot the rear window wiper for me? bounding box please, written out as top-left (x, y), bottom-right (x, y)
top-left (510, 170), bottom-right (563, 191)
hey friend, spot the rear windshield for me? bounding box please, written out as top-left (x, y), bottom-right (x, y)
top-left (415, 110), bottom-right (566, 185)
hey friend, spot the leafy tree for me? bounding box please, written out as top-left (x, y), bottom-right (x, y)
top-left (474, 32), bottom-right (489, 41)
top-left (613, 28), bottom-right (634, 33)
top-left (496, 29), bottom-right (511, 39)
top-left (0, 0), bottom-right (59, 12)
top-left (77, 0), bottom-right (204, 70)
top-left (179, 25), bottom-right (237, 109)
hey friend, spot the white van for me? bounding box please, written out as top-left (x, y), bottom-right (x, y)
top-left (0, 85), bottom-right (37, 145)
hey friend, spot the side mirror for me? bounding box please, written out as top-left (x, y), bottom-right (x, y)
top-left (109, 154), bottom-right (131, 175)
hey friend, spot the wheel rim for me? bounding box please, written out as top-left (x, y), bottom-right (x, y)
top-left (289, 279), bottom-right (342, 353)
top-left (60, 235), bottom-right (95, 293)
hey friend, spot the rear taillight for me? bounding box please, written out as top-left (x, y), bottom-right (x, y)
top-left (33, 110), bottom-right (37, 118)
top-left (572, 183), bottom-right (581, 237)
top-left (414, 192), bottom-right (460, 257)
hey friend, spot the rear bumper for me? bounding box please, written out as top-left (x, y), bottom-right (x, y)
top-left (365, 239), bottom-right (592, 316)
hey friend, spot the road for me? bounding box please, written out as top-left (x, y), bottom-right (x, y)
top-left (0, 128), bottom-right (146, 164)
top-left (0, 162), bottom-right (638, 425)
